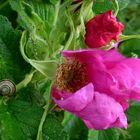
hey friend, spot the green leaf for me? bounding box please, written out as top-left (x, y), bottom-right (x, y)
top-left (16, 82), bottom-right (46, 106)
top-left (7, 75), bottom-right (67, 140)
top-left (6, 99), bottom-right (69, 140)
top-left (42, 114), bottom-right (69, 140)
top-left (118, 2), bottom-right (140, 34)
top-left (92, 0), bottom-right (115, 14)
top-left (88, 129), bottom-right (120, 140)
top-left (29, 60), bottom-right (57, 78)
top-left (88, 130), bottom-right (99, 140)
top-left (10, 0), bottom-right (66, 59)
top-left (8, 100), bottom-right (44, 140)
top-left (0, 1), bottom-right (17, 28)
top-left (119, 39), bottom-right (140, 58)
top-left (0, 15), bottom-right (30, 83)
top-left (126, 102), bottom-right (140, 122)
top-left (117, 0), bottom-right (130, 10)
top-left (48, 0), bottom-right (58, 5)
top-left (20, 31), bottom-right (57, 78)
top-left (127, 121), bottom-right (140, 140)
top-left (63, 112), bottom-right (88, 140)
top-left (0, 81), bottom-right (46, 139)
top-left (92, 0), bottom-right (130, 15)
top-left (98, 129), bottom-right (119, 140)
top-left (0, 0), bottom-right (9, 12)
top-left (25, 0), bottom-right (56, 25)
top-left (0, 103), bottom-right (26, 140)
top-left (9, 0), bottom-right (51, 49)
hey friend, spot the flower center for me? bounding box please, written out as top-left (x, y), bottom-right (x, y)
top-left (55, 60), bottom-right (88, 93)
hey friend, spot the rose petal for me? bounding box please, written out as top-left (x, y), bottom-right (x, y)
top-left (52, 83), bottom-right (127, 130)
top-left (52, 83), bottom-right (94, 112)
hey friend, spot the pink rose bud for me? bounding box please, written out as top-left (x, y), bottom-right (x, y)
top-left (85, 10), bottom-right (124, 48)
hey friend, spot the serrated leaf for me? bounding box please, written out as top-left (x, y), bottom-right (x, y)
top-left (0, 15), bottom-right (30, 83)
top-left (0, 97), bottom-right (69, 140)
top-left (8, 100), bottom-right (44, 140)
top-left (0, 103), bottom-right (26, 140)
top-left (8, 100), bottom-right (69, 140)
top-left (10, 0), bottom-right (66, 60)
top-left (25, 0), bottom-right (56, 25)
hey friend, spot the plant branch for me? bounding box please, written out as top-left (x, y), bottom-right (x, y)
top-left (120, 35), bottom-right (140, 42)
top-left (114, 0), bottom-right (119, 17)
top-left (53, 0), bottom-right (60, 26)
top-left (16, 70), bottom-right (36, 92)
top-left (36, 82), bottom-right (54, 140)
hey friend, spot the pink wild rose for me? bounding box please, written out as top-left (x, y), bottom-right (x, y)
top-left (52, 49), bottom-right (140, 130)
top-left (52, 83), bottom-right (127, 130)
top-left (85, 10), bottom-right (124, 48)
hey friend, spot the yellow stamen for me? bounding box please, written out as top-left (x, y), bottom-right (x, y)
top-left (55, 60), bottom-right (88, 93)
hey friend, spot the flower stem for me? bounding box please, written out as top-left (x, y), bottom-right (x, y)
top-left (53, 0), bottom-right (60, 26)
top-left (64, 11), bottom-right (75, 50)
top-left (120, 35), bottom-right (140, 42)
top-left (16, 70), bottom-right (36, 92)
top-left (36, 82), bottom-right (54, 140)
top-left (80, 0), bottom-right (93, 35)
top-left (36, 100), bottom-right (51, 140)
top-left (80, 4), bottom-right (85, 35)
top-left (114, 0), bottom-right (119, 17)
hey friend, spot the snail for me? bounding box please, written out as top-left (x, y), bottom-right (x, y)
top-left (0, 80), bottom-right (16, 96)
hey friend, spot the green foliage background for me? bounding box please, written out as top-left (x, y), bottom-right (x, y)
top-left (0, 0), bottom-right (140, 140)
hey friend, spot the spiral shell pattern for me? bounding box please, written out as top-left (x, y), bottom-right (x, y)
top-left (0, 80), bottom-right (16, 96)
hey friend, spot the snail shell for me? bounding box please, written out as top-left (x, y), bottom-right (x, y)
top-left (0, 80), bottom-right (16, 96)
